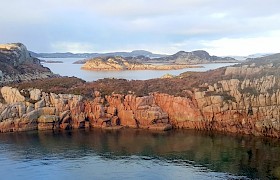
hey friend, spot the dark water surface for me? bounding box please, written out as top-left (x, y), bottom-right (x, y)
top-left (0, 129), bottom-right (279, 179)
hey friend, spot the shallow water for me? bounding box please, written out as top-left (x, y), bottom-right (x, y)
top-left (41, 58), bottom-right (237, 81)
top-left (0, 129), bottom-right (279, 179)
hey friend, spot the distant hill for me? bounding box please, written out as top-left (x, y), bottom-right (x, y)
top-left (228, 53), bottom-right (274, 61)
top-left (153, 50), bottom-right (238, 64)
top-left (244, 53), bottom-right (280, 65)
top-left (29, 50), bottom-right (166, 59)
top-left (75, 50), bottom-right (238, 64)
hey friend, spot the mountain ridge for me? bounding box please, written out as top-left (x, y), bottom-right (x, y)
top-left (30, 50), bottom-right (166, 59)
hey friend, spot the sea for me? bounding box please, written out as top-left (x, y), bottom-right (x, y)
top-left (1, 58), bottom-right (277, 179)
top-left (40, 58), bottom-right (237, 81)
top-left (0, 129), bottom-right (279, 179)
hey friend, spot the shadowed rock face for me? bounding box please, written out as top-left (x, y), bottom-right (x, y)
top-left (0, 43), bottom-right (54, 84)
top-left (0, 43), bottom-right (33, 65)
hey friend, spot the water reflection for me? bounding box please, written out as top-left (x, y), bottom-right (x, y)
top-left (0, 129), bottom-right (279, 179)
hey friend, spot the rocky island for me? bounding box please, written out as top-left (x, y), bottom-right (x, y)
top-left (152, 50), bottom-right (238, 64)
top-left (1, 43), bottom-right (280, 139)
top-left (81, 56), bottom-right (200, 70)
top-left (80, 50), bottom-right (237, 71)
top-left (76, 49), bottom-right (238, 67)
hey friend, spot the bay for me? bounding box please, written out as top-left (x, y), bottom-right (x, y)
top-left (40, 58), bottom-right (237, 81)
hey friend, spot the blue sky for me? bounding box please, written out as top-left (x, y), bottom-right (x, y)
top-left (1, 0), bottom-right (280, 56)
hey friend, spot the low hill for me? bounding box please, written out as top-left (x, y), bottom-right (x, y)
top-left (154, 50), bottom-right (238, 64)
top-left (75, 50), bottom-right (238, 65)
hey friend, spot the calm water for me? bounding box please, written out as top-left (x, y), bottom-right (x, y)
top-left (35, 58), bottom-right (278, 180)
top-left (0, 129), bottom-right (279, 180)
top-left (41, 58), bottom-right (237, 81)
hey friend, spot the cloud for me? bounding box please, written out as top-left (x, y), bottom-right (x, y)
top-left (50, 42), bottom-right (96, 53)
top-left (0, 0), bottom-right (280, 55)
top-left (201, 30), bottom-right (280, 56)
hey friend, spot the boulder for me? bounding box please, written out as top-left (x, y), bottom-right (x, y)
top-left (29, 89), bottom-right (41, 101)
top-left (38, 115), bottom-right (59, 123)
top-left (35, 99), bottom-right (45, 109)
top-left (1, 86), bottom-right (25, 103)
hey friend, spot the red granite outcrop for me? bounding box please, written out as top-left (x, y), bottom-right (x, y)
top-left (1, 58), bottom-right (280, 137)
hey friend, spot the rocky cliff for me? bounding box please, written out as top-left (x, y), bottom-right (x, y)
top-left (1, 71), bottom-right (280, 137)
top-left (82, 56), bottom-right (197, 70)
top-left (0, 87), bottom-right (171, 132)
top-left (0, 43), bottom-right (54, 84)
top-left (1, 53), bottom-right (280, 138)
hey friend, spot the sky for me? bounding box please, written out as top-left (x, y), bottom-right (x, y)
top-left (0, 0), bottom-right (280, 56)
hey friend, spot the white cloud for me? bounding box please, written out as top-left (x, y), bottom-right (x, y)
top-left (1, 0), bottom-right (280, 55)
top-left (201, 31), bottom-right (280, 56)
top-left (50, 42), bottom-right (96, 53)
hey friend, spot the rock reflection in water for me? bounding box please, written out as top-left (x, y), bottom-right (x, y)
top-left (0, 129), bottom-right (279, 179)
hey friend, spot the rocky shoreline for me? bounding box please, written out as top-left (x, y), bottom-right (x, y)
top-left (1, 42), bottom-right (280, 138)
top-left (1, 63), bottom-right (280, 138)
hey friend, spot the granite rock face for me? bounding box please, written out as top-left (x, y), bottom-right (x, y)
top-left (1, 72), bottom-right (280, 137)
top-left (151, 69), bottom-right (280, 138)
top-left (1, 53), bottom-right (280, 138)
top-left (0, 87), bottom-right (172, 132)
top-left (84, 92), bottom-right (171, 130)
top-left (0, 87), bottom-right (85, 132)
top-left (0, 43), bottom-right (54, 84)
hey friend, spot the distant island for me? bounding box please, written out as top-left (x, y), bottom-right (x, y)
top-left (79, 50), bottom-right (238, 71)
top-left (152, 50), bottom-right (238, 64)
top-left (40, 60), bottom-right (63, 63)
top-left (30, 50), bottom-right (166, 59)
top-left (81, 56), bottom-right (203, 71)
